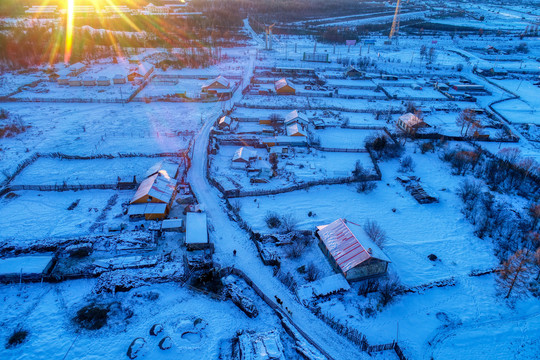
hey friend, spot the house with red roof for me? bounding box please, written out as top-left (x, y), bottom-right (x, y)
top-left (316, 218), bottom-right (390, 281)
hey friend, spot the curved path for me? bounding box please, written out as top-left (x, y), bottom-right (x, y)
top-left (186, 20), bottom-right (367, 360)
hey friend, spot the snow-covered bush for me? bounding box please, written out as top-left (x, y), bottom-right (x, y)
top-left (305, 262), bottom-right (321, 282)
top-left (5, 328), bottom-right (28, 349)
top-left (265, 212), bottom-right (281, 229)
top-left (398, 155), bottom-right (415, 173)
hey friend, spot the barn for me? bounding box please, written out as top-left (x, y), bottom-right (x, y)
top-left (274, 78), bottom-right (296, 95)
top-left (316, 218), bottom-right (390, 282)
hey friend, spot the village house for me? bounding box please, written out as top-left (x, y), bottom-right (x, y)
top-left (396, 113), bottom-right (429, 135)
top-left (316, 218), bottom-right (390, 282)
top-left (127, 62), bottom-right (155, 82)
top-left (202, 76), bottom-right (233, 98)
top-left (284, 110), bottom-right (309, 126)
top-left (274, 78), bottom-right (296, 95)
top-left (129, 170), bottom-right (177, 220)
top-left (232, 147), bottom-right (257, 164)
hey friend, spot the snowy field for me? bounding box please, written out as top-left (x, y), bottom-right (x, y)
top-left (0, 190), bottom-right (131, 244)
top-left (314, 128), bottom-right (377, 149)
top-left (0, 102), bottom-right (210, 183)
top-left (11, 157), bottom-right (178, 186)
top-left (0, 281), bottom-right (287, 360)
top-left (11, 81), bottom-right (138, 102)
top-left (0, 72), bottom-right (44, 97)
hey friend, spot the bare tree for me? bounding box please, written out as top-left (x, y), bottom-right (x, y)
top-left (529, 204), bottom-right (540, 230)
top-left (497, 249), bottom-right (534, 299)
top-left (379, 276), bottom-right (401, 307)
top-left (280, 214), bottom-right (298, 233)
top-left (363, 220), bottom-right (386, 248)
top-left (456, 108), bottom-right (477, 136)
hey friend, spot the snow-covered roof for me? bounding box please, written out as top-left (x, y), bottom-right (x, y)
top-left (130, 171), bottom-right (176, 204)
top-left (274, 78), bottom-right (294, 91)
top-left (399, 113), bottom-right (424, 127)
top-left (286, 123), bottom-right (306, 137)
top-left (232, 147), bottom-right (257, 162)
top-left (144, 160), bottom-right (179, 179)
top-left (218, 116), bottom-right (232, 126)
top-left (317, 218), bottom-right (390, 273)
top-left (204, 75), bottom-right (230, 89)
top-left (69, 62), bottom-right (86, 71)
top-left (161, 218), bottom-right (183, 230)
top-left (144, 203), bottom-right (168, 214)
top-left (284, 110), bottom-right (309, 125)
top-left (297, 273), bottom-right (350, 303)
top-left (0, 255), bottom-right (53, 275)
top-left (186, 212), bottom-right (208, 245)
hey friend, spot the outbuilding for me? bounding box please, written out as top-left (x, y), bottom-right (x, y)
top-left (316, 218), bottom-right (390, 282)
top-left (97, 76), bottom-right (111, 86)
top-left (232, 147), bottom-right (257, 163)
top-left (113, 74), bottom-right (127, 84)
top-left (345, 66), bottom-right (365, 79)
top-left (286, 123), bottom-right (307, 137)
top-left (274, 78), bottom-right (296, 95)
top-left (83, 77), bottom-right (96, 86)
top-left (185, 212), bottom-right (209, 250)
top-left (217, 115), bottom-right (233, 130)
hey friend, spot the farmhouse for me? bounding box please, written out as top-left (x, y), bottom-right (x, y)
top-left (316, 218), bottom-right (390, 281)
top-left (284, 110), bottom-right (309, 126)
top-left (396, 113), bottom-right (429, 135)
top-left (274, 78), bottom-right (296, 95)
top-left (185, 212), bottom-right (209, 250)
